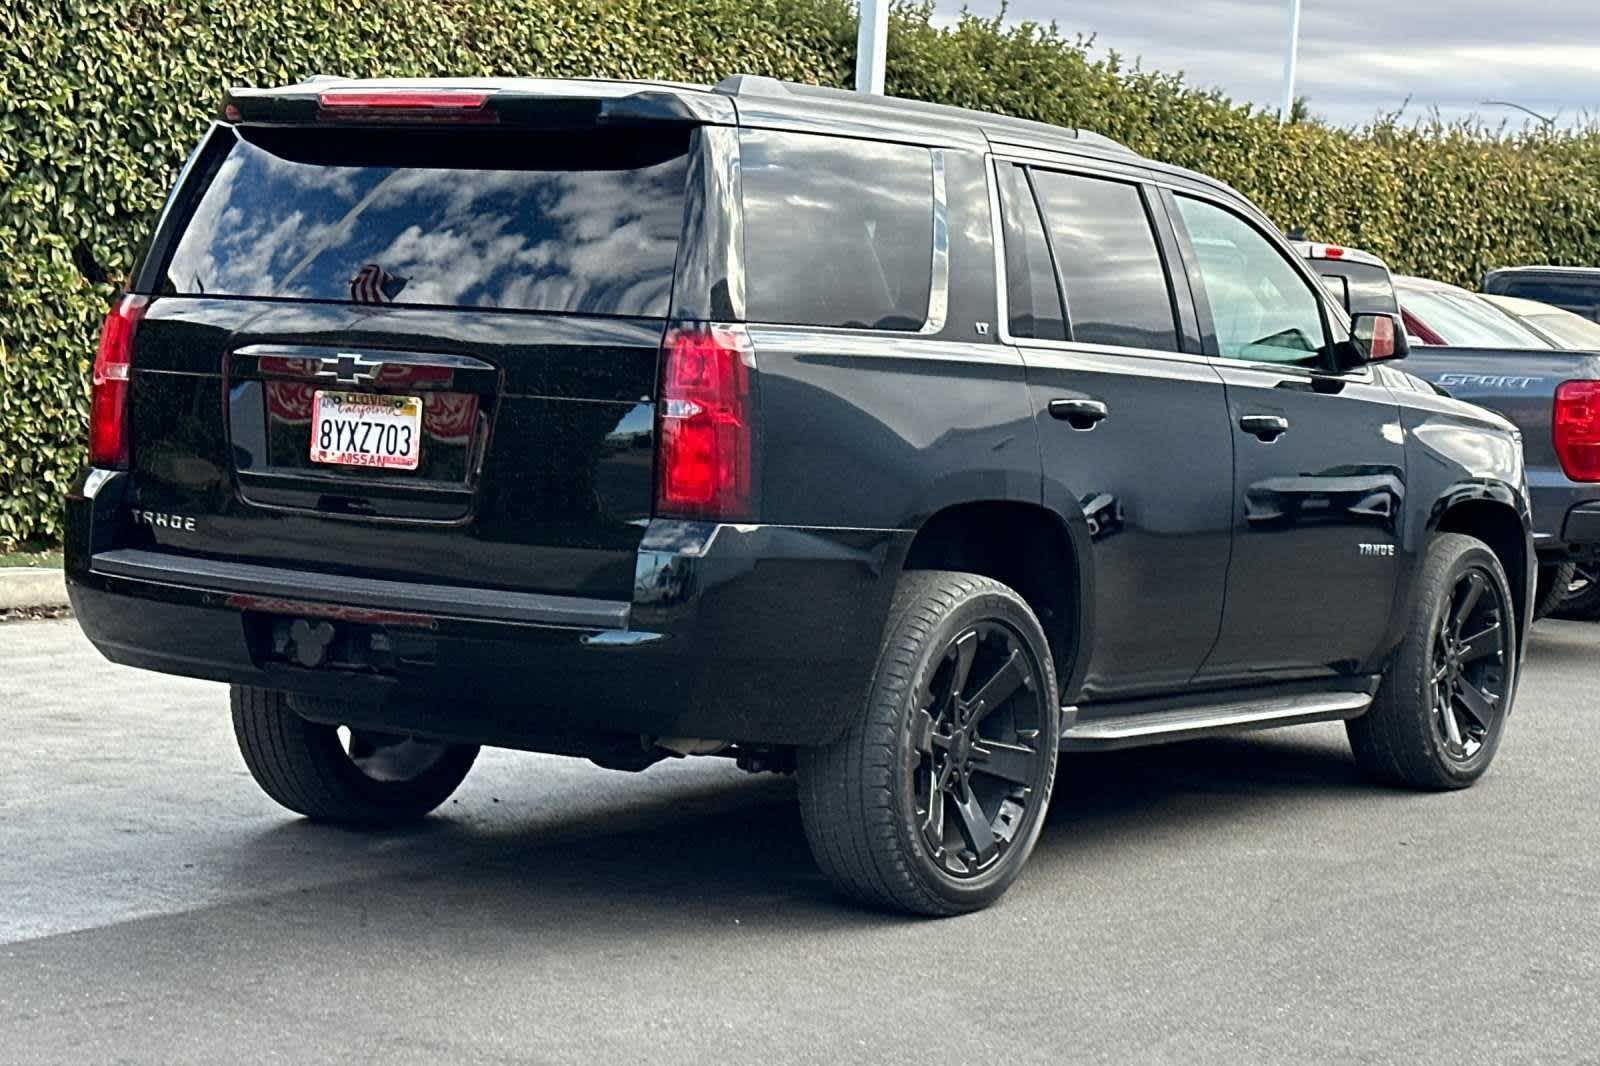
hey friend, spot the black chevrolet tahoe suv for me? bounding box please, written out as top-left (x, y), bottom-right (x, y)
top-left (67, 75), bottom-right (1535, 915)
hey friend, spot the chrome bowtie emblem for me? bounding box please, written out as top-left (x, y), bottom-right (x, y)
top-left (316, 353), bottom-right (382, 386)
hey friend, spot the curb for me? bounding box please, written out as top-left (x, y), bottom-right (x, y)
top-left (0, 568), bottom-right (70, 611)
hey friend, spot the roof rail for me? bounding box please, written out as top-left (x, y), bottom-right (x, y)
top-left (710, 73), bottom-right (1134, 156)
top-left (712, 74), bottom-right (789, 98)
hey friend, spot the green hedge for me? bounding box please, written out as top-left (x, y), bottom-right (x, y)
top-left (4, 0), bottom-right (1600, 548)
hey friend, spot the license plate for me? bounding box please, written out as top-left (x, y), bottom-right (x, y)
top-left (309, 391), bottom-right (423, 470)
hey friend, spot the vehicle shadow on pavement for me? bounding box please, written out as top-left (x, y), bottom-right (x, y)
top-left (212, 728), bottom-right (1375, 931)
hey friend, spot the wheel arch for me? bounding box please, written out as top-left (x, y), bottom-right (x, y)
top-left (1431, 493), bottom-right (1532, 648)
top-left (900, 500), bottom-right (1090, 697)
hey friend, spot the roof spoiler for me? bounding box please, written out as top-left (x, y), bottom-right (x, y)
top-left (222, 82), bottom-right (737, 128)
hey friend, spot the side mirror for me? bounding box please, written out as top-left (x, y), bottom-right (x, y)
top-left (1350, 312), bottom-right (1409, 363)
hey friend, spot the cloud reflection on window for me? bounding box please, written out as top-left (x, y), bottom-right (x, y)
top-left (163, 129), bottom-right (687, 318)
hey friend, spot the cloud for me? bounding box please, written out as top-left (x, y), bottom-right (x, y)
top-left (931, 0), bottom-right (1599, 127)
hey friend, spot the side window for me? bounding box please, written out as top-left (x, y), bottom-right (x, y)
top-left (740, 130), bottom-right (934, 331)
top-left (1029, 170), bottom-right (1180, 353)
top-left (1174, 196), bottom-right (1328, 367)
top-left (994, 164), bottom-right (1066, 341)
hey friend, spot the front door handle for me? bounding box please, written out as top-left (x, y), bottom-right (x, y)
top-left (1239, 413), bottom-right (1290, 441)
top-left (1049, 398), bottom-right (1110, 430)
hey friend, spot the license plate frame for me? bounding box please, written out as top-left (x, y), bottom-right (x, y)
top-left (309, 390), bottom-right (424, 471)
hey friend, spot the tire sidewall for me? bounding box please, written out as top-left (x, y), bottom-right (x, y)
top-left (885, 586), bottom-right (1059, 911)
top-left (1409, 542), bottom-right (1516, 785)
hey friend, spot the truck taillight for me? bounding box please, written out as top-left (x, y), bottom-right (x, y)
top-left (655, 324), bottom-right (756, 520)
top-left (1554, 380), bottom-right (1600, 482)
top-left (88, 295), bottom-right (148, 469)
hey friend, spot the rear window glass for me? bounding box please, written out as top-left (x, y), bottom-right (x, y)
top-left (1495, 278), bottom-right (1600, 321)
top-left (740, 130), bottom-right (934, 331)
top-left (1318, 273), bottom-right (1350, 309)
top-left (161, 126), bottom-right (690, 316)
top-left (1318, 262), bottom-right (1399, 316)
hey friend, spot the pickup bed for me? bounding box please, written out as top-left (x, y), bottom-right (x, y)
top-left (1404, 348), bottom-right (1600, 571)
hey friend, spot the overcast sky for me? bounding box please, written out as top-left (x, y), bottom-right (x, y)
top-left (930, 1), bottom-right (1600, 129)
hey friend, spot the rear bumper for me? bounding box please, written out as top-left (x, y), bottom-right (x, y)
top-left (1528, 475), bottom-right (1600, 560)
top-left (66, 473), bottom-right (909, 749)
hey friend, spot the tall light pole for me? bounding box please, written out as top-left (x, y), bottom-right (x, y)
top-left (1280, 0), bottom-right (1302, 122)
top-left (856, 0), bottom-right (888, 94)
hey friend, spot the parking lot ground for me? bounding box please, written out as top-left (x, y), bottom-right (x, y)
top-left (2, 617), bottom-right (1598, 1065)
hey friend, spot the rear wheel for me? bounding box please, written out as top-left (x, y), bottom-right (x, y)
top-left (1534, 561), bottom-right (1575, 620)
top-left (1348, 534), bottom-right (1516, 789)
top-left (231, 686), bottom-right (478, 825)
top-left (797, 571), bottom-right (1059, 916)
top-left (1555, 561), bottom-right (1600, 621)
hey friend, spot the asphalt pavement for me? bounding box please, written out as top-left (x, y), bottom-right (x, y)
top-left (1, 617), bottom-right (1597, 1065)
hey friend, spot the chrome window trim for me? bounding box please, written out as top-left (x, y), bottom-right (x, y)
top-left (917, 149), bottom-right (951, 335)
top-left (746, 323), bottom-right (1022, 366)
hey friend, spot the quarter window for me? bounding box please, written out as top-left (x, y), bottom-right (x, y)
top-left (1029, 170), bottom-right (1180, 353)
top-left (1174, 196), bottom-right (1327, 367)
top-left (740, 130), bottom-right (935, 331)
top-left (995, 164), bottom-right (1066, 341)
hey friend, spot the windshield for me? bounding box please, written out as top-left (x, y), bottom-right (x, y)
top-left (1398, 285), bottom-right (1552, 349)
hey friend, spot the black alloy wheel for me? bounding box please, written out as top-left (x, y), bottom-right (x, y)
top-left (1348, 533), bottom-right (1517, 790)
top-left (797, 571), bottom-right (1060, 915)
top-left (1428, 567), bottom-right (1514, 766)
top-left (910, 621), bottom-right (1051, 879)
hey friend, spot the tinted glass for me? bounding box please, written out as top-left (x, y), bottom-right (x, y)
top-left (1318, 273), bottom-right (1350, 309)
top-left (995, 165), bottom-right (1066, 341)
top-left (1029, 170), bottom-right (1178, 352)
top-left (1321, 261), bottom-right (1400, 316)
top-left (1496, 278), bottom-right (1600, 321)
top-left (1398, 286), bottom-right (1553, 349)
top-left (1175, 196), bottom-right (1326, 366)
top-left (741, 130), bottom-right (933, 331)
top-left (163, 126), bottom-right (689, 316)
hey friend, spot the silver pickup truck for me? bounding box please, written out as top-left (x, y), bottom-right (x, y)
top-left (1300, 244), bottom-right (1600, 618)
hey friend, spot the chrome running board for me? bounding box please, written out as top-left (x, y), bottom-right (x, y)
top-left (1059, 691), bottom-right (1372, 751)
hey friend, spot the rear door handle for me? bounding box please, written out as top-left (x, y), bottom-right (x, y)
top-left (1048, 398), bottom-right (1109, 430)
top-left (1239, 413), bottom-right (1290, 441)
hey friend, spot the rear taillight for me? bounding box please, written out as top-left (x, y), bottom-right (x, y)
top-left (655, 324), bottom-right (757, 520)
top-left (1554, 380), bottom-right (1600, 482)
top-left (89, 294), bottom-right (148, 468)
